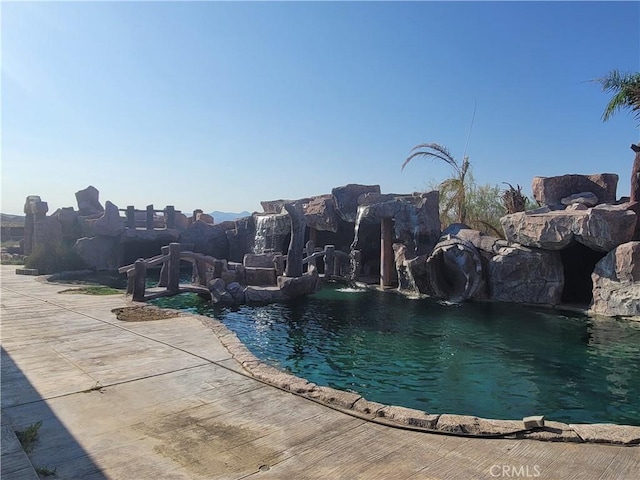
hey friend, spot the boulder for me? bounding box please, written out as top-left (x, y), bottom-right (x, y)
top-left (591, 241), bottom-right (640, 318)
top-left (331, 184), bottom-right (381, 223)
top-left (75, 186), bottom-right (104, 216)
top-left (196, 212), bottom-right (214, 224)
top-left (277, 266), bottom-right (322, 298)
top-left (489, 245), bottom-right (564, 305)
top-left (501, 207), bottom-right (637, 252)
top-left (303, 195), bottom-right (340, 232)
top-left (244, 286), bottom-right (286, 304)
top-left (532, 174), bottom-right (618, 206)
top-left (74, 236), bottom-right (119, 270)
top-left (179, 220), bottom-right (233, 258)
top-left (51, 207), bottom-right (80, 240)
top-left (208, 278), bottom-right (227, 303)
top-left (174, 212), bottom-right (190, 230)
top-left (244, 267), bottom-right (277, 286)
top-left (93, 201), bottom-right (125, 237)
top-left (225, 282), bottom-right (246, 303)
top-left (260, 199), bottom-right (292, 214)
top-left (23, 195), bottom-right (42, 215)
top-left (561, 192), bottom-right (599, 207)
top-left (243, 252), bottom-right (279, 268)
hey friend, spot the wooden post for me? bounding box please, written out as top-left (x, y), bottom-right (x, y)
top-left (126, 206), bottom-right (136, 229)
top-left (324, 245), bottom-right (335, 277)
top-left (133, 259), bottom-right (147, 302)
top-left (196, 258), bottom-right (208, 286)
top-left (167, 242), bottom-right (181, 294)
top-left (631, 144), bottom-right (640, 203)
top-left (305, 240), bottom-right (315, 271)
top-left (380, 217), bottom-right (394, 287)
top-left (158, 246), bottom-right (170, 287)
top-left (165, 205), bottom-right (176, 229)
top-left (126, 270), bottom-right (135, 295)
top-left (146, 205), bottom-right (154, 230)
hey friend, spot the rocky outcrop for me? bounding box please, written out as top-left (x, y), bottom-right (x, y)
top-left (489, 245), bottom-right (564, 305)
top-left (75, 185), bottom-right (104, 216)
top-left (74, 236), bottom-right (119, 270)
top-left (331, 184), bottom-right (381, 222)
top-left (226, 216), bottom-right (255, 263)
top-left (277, 266), bottom-right (322, 297)
top-left (179, 220), bottom-right (234, 259)
top-left (501, 206), bottom-right (637, 252)
top-left (591, 241), bottom-right (640, 318)
top-left (93, 201), bottom-right (125, 237)
top-left (532, 174), bottom-right (618, 206)
top-left (561, 192), bottom-right (599, 207)
top-left (51, 207), bottom-right (80, 241)
top-left (303, 195), bottom-right (340, 232)
top-left (353, 191), bottom-right (441, 257)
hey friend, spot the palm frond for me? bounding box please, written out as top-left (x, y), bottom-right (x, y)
top-left (592, 70), bottom-right (640, 122)
top-left (402, 142), bottom-right (459, 171)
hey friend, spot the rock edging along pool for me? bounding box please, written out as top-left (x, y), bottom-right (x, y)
top-left (151, 285), bottom-right (640, 444)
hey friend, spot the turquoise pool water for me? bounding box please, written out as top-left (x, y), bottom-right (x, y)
top-left (153, 285), bottom-right (640, 425)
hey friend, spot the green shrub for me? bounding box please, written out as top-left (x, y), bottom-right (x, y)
top-left (16, 421), bottom-right (42, 454)
top-left (25, 242), bottom-right (86, 274)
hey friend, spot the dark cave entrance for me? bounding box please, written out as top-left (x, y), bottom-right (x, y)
top-left (560, 242), bottom-right (606, 305)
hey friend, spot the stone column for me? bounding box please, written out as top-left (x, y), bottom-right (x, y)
top-left (22, 195), bottom-right (41, 255)
top-left (380, 217), bottom-right (394, 287)
top-left (146, 205), bottom-right (154, 230)
top-left (284, 201), bottom-right (306, 277)
top-left (31, 201), bottom-right (49, 253)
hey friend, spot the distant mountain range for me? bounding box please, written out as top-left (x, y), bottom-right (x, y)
top-left (1, 214), bottom-right (25, 226)
top-left (209, 211), bottom-right (252, 223)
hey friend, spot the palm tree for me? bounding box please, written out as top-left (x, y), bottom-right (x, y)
top-left (592, 70), bottom-right (640, 122)
top-left (592, 70), bottom-right (640, 203)
top-left (401, 143), bottom-right (470, 224)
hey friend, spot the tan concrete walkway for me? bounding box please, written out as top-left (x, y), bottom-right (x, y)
top-left (1, 265), bottom-right (638, 479)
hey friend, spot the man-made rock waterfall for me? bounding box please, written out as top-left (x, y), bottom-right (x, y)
top-left (17, 162), bottom-right (640, 319)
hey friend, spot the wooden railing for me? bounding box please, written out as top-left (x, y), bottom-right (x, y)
top-left (119, 205), bottom-right (179, 230)
top-left (118, 243), bottom-right (216, 301)
top-left (301, 241), bottom-right (359, 280)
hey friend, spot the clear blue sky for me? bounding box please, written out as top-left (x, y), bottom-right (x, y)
top-left (2, 1), bottom-right (639, 215)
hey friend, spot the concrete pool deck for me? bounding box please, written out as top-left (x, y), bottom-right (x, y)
top-left (1, 265), bottom-right (638, 479)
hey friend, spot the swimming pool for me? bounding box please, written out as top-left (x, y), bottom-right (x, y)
top-left (153, 285), bottom-right (640, 426)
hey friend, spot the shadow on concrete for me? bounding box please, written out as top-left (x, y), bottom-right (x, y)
top-left (1, 347), bottom-right (106, 479)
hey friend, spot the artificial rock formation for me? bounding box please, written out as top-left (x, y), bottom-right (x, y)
top-left (93, 201), bottom-right (126, 237)
top-left (332, 184), bottom-right (381, 223)
top-left (532, 173), bottom-right (618, 206)
top-left (501, 206), bottom-right (637, 252)
top-left (591, 241), bottom-right (640, 319)
top-left (489, 245), bottom-right (564, 305)
top-left (75, 185), bottom-right (104, 216)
